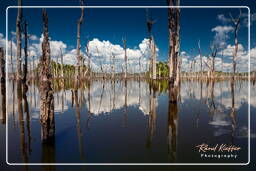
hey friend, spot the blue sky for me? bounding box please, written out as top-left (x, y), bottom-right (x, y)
top-left (0, 0), bottom-right (255, 72)
top-left (5, 7), bottom-right (249, 60)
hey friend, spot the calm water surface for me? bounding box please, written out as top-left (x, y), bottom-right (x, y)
top-left (1, 79), bottom-right (254, 163)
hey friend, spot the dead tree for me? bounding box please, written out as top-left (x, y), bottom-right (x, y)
top-left (16, 0), bottom-right (23, 128)
top-left (39, 9), bottom-right (55, 142)
top-left (221, 51), bottom-right (224, 75)
top-left (111, 52), bottom-right (115, 79)
top-left (146, 10), bottom-right (157, 80)
top-left (210, 46), bottom-right (217, 79)
top-left (83, 39), bottom-right (90, 78)
top-left (0, 48), bottom-right (6, 124)
top-left (60, 48), bottom-right (64, 78)
top-left (167, 0), bottom-right (180, 88)
top-left (10, 38), bottom-right (15, 78)
top-left (16, 0), bottom-right (23, 81)
top-left (75, 0), bottom-right (85, 82)
top-left (230, 10), bottom-right (241, 79)
top-left (23, 20), bottom-right (28, 86)
top-left (123, 38), bottom-right (127, 79)
top-left (85, 40), bottom-right (92, 79)
top-left (197, 40), bottom-right (203, 76)
top-left (32, 55), bottom-right (35, 79)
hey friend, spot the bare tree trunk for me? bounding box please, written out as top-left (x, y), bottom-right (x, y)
top-left (111, 53), bottom-right (115, 79)
top-left (198, 40), bottom-right (203, 77)
top-left (211, 47), bottom-right (217, 79)
top-left (0, 48), bottom-right (6, 124)
top-left (16, 0), bottom-right (22, 81)
top-left (176, 58), bottom-right (181, 86)
top-left (230, 10), bottom-right (241, 79)
top-left (10, 38), bottom-right (15, 78)
top-left (168, 0), bottom-right (176, 85)
top-left (167, 0), bottom-right (180, 88)
top-left (75, 0), bottom-right (84, 83)
top-left (151, 38), bottom-right (157, 80)
top-left (23, 20), bottom-right (28, 88)
top-left (60, 48), bottom-right (64, 78)
top-left (146, 11), bottom-right (157, 80)
top-left (85, 40), bottom-right (91, 79)
top-left (16, 0), bottom-right (23, 117)
top-left (123, 38), bottom-right (127, 79)
top-left (174, 0), bottom-right (180, 86)
top-left (139, 56), bottom-right (142, 78)
top-left (39, 9), bottom-right (55, 142)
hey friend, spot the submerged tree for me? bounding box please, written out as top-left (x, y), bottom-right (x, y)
top-left (75, 0), bottom-right (85, 82)
top-left (167, 0), bottom-right (180, 87)
top-left (123, 38), bottom-right (128, 79)
top-left (39, 9), bottom-right (55, 142)
top-left (146, 10), bottom-right (157, 80)
top-left (167, 0), bottom-right (180, 104)
top-left (23, 20), bottom-right (29, 87)
top-left (230, 10), bottom-right (242, 79)
top-left (16, 0), bottom-right (23, 81)
top-left (111, 52), bottom-right (115, 79)
top-left (0, 47), bottom-right (6, 124)
top-left (16, 0), bottom-right (24, 132)
top-left (10, 37), bottom-right (15, 78)
top-left (197, 40), bottom-right (203, 76)
top-left (210, 46), bottom-right (217, 79)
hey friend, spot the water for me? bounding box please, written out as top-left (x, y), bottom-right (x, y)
top-left (0, 79), bottom-right (253, 164)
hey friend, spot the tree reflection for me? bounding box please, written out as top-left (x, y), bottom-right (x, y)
top-left (230, 79), bottom-right (236, 143)
top-left (167, 82), bottom-right (178, 162)
top-left (146, 80), bottom-right (157, 148)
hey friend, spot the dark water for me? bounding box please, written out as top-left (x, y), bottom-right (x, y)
top-left (0, 79), bottom-right (254, 164)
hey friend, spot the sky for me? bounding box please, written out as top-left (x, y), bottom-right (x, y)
top-left (0, 0), bottom-right (256, 73)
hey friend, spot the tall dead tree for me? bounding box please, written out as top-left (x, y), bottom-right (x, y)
top-left (16, 0), bottom-right (23, 129)
top-left (75, 0), bottom-right (85, 82)
top-left (198, 40), bottom-right (203, 76)
top-left (60, 48), bottom-right (64, 78)
top-left (85, 40), bottom-right (92, 78)
top-left (167, 0), bottom-right (180, 88)
top-left (123, 38), bottom-right (127, 79)
top-left (146, 10), bottom-right (157, 80)
top-left (16, 0), bottom-right (22, 81)
top-left (230, 10), bottom-right (241, 78)
top-left (210, 46), bottom-right (217, 79)
top-left (39, 9), bottom-right (55, 142)
top-left (0, 48), bottom-right (6, 124)
top-left (10, 38), bottom-right (15, 78)
top-left (111, 52), bottom-right (115, 79)
top-left (32, 55), bottom-right (35, 78)
top-left (23, 20), bottom-right (28, 86)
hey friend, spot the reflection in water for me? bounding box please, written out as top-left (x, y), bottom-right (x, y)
top-left (230, 80), bottom-right (237, 143)
top-left (42, 140), bottom-right (55, 171)
top-left (4, 78), bottom-right (250, 163)
top-left (167, 81), bottom-right (178, 162)
top-left (146, 81), bottom-right (157, 148)
top-left (74, 89), bottom-right (85, 161)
